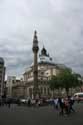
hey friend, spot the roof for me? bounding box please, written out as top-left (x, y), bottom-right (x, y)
top-left (38, 61), bottom-right (56, 66)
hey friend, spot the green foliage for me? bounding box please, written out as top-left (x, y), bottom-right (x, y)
top-left (48, 75), bottom-right (60, 91)
top-left (48, 68), bottom-right (82, 95)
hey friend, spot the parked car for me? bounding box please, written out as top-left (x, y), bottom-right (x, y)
top-left (46, 98), bottom-right (54, 105)
top-left (74, 92), bottom-right (83, 102)
top-left (20, 99), bottom-right (26, 104)
top-left (20, 97), bottom-right (31, 104)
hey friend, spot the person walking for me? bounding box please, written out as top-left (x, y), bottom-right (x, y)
top-left (64, 97), bottom-right (70, 115)
top-left (58, 97), bottom-right (64, 115)
top-left (68, 96), bottom-right (75, 113)
top-left (54, 98), bottom-right (58, 110)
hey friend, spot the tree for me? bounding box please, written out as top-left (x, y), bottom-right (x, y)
top-left (58, 68), bottom-right (82, 96)
top-left (48, 68), bottom-right (82, 97)
top-left (48, 75), bottom-right (60, 97)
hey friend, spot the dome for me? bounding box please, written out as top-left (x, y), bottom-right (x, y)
top-left (41, 47), bottom-right (47, 56)
top-left (0, 57), bottom-right (4, 64)
top-left (38, 46), bottom-right (54, 64)
top-left (40, 46), bottom-right (49, 57)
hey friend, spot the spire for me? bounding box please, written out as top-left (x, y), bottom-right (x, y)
top-left (32, 30), bottom-right (39, 52)
top-left (34, 30), bottom-right (37, 36)
top-left (33, 30), bottom-right (38, 41)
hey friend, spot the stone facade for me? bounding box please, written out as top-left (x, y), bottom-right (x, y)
top-left (23, 46), bottom-right (64, 98)
top-left (6, 46), bottom-right (65, 98)
top-left (6, 33), bottom-right (71, 98)
top-left (0, 57), bottom-right (5, 97)
top-left (6, 76), bottom-right (25, 98)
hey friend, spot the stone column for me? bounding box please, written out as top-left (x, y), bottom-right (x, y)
top-left (32, 31), bottom-right (39, 99)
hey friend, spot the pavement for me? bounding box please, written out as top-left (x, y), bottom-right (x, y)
top-left (0, 103), bottom-right (83, 125)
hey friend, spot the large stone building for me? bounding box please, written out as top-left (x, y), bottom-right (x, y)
top-left (6, 32), bottom-right (83, 98)
top-left (6, 33), bottom-right (68, 98)
top-left (23, 46), bottom-right (66, 98)
top-left (6, 46), bottom-right (67, 98)
top-left (0, 57), bottom-right (5, 97)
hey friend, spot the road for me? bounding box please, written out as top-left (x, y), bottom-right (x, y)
top-left (0, 103), bottom-right (83, 125)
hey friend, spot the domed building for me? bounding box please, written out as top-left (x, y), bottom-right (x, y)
top-left (10, 32), bottom-right (68, 98)
top-left (23, 46), bottom-right (66, 98)
top-left (7, 32), bottom-right (82, 98)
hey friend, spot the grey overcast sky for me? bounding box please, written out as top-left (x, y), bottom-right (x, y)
top-left (0, 0), bottom-right (82, 78)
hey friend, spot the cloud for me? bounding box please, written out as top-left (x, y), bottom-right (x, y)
top-left (0, 0), bottom-right (83, 78)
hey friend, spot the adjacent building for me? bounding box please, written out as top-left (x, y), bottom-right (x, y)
top-left (6, 76), bottom-right (25, 98)
top-left (0, 57), bottom-right (5, 97)
top-left (6, 76), bottom-right (16, 97)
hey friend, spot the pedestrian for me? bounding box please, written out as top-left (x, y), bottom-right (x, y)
top-left (69, 96), bottom-right (75, 113)
top-left (54, 98), bottom-right (58, 110)
top-left (64, 97), bottom-right (70, 115)
top-left (28, 98), bottom-right (31, 107)
top-left (58, 97), bottom-right (64, 115)
top-left (7, 98), bottom-right (11, 108)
